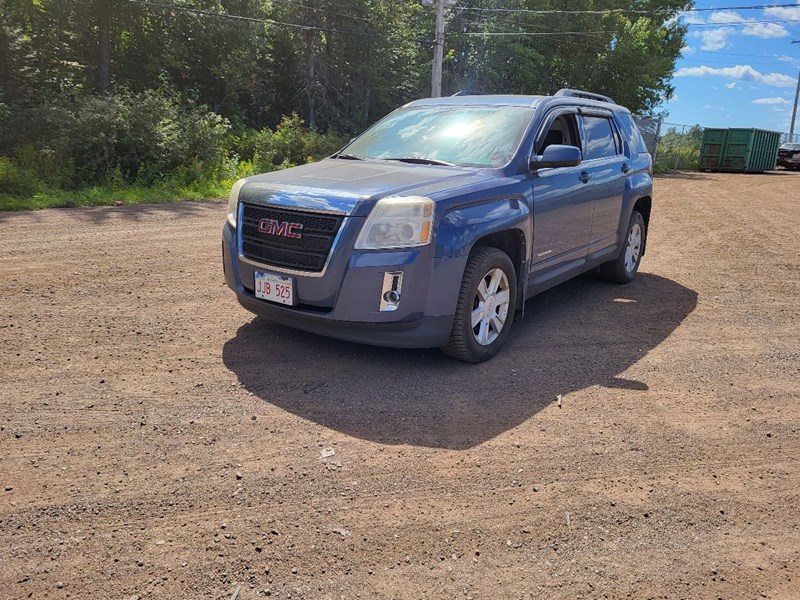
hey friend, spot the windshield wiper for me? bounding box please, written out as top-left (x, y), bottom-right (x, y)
top-left (332, 152), bottom-right (363, 160)
top-left (383, 157), bottom-right (456, 167)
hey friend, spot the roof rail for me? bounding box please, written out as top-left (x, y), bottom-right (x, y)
top-left (451, 90), bottom-right (483, 96)
top-left (554, 88), bottom-right (615, 105)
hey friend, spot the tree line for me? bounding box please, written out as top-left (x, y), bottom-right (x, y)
top-left (0, 0), bottom-right (688, 208)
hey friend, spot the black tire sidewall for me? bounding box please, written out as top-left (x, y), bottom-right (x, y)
top-left (455, 249), bottom-right (517, 362)
top-left (623, 211), bottom-right (646, 280)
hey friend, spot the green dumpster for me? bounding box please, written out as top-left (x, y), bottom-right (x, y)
top-left (699, 127), bottom-right (781, 173)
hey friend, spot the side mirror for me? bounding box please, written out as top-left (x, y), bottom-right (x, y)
top-left (531, 144), bottom-right (582, 169)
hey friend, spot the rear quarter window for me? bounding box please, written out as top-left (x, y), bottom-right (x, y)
top-left (615, 112), bottom-right (649, 155)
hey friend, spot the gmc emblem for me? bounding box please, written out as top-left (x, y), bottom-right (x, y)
top-left (258, 218), bottom-right (303, 239)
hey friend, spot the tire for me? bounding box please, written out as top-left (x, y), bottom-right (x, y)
top-left (441, 247), bottom-right (517, 363)
top-left (598, 210), bottom-right (646, 284)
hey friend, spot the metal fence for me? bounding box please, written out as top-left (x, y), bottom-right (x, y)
top-left (653, 122), bottom-right (703, 173)
top-left (646, 122), bottom-right (799, 173)
top-left (780, 132), bottom-right (800, 144)
top-left (632, 118), bottom-right (798, 173)
top-left (633, 116), bottom-right (663, 161)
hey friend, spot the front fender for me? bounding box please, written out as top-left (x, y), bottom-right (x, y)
top-left (434, 198), bottom-right (531, 258)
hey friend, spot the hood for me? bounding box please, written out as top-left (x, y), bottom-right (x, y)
top-left (238, 158), bottom-right (493, 217)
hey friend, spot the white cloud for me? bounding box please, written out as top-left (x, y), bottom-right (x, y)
top-left (674, 65), bottom-right (797, 88)
top-left (751, 97), bottom-right (791, 105)
top-left (742, 22), bottom-right (788, 39)
top-left (681, 45), bottom-right (695, 55)
top-left (680, 12), bottom-right (706, 25)
top-left (776, 55), bottom-right (799, 64)
top-left (703, 104), bottom-right (726, 110)
top-left (705, 9), bottom-right (788, 38)
top-left (708, 10), bottom-right (745, 24)
top-left (680, 8), bottom-right (788, 45)
top-left (725, 82), bottom-right (737, 89)
top-left (764, 4), bottom-right (800, 20)
top-left (697, 28), bottom-right (732, 51)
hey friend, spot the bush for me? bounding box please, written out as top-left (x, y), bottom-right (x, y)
top-left (654, 125), bottom-right (703, 173)
top-left (237, 114), bottom-right (348, 173)
top-left (0, 156), bottom-right (43, 198)
top-left (0, 92), bottom-right (350, 210)
top-left (0, 89), bottom-right (232, 188)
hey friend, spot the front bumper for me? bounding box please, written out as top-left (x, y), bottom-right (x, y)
top-left (777, 156), bottom-right (800, 168)
top-left (222, 222), bottom-right (466, 348)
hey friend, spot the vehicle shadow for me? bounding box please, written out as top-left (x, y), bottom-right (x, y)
top-left (655, 171), bottom-right (714, 180)
top-left (0, 199), bottom-right (224, 225)
top-left (222, 272), bottom-right (697, 450)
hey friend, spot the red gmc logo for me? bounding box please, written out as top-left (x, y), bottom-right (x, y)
top-left (258, 219), bottom-right (303, 239)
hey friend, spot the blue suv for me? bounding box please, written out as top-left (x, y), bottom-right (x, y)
top-left (222, 89), bottom-right (653, 362)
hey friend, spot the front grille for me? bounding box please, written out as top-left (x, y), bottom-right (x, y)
top-left (240, 203), bottom-right (344, 272)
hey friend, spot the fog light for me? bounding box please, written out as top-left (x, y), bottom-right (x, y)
top-left (379, 271), bottom-right (403, 312)
top-left (384, 290), bottom-right (401, 304)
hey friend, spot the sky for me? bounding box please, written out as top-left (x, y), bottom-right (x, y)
top-left (666, 0), bottom-right (800, 135)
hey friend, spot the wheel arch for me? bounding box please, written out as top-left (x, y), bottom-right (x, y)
top-left (435, 197), bottom-right (532, 316)
top-left (632, 195), bottom-right (652, 256)
top-left (471, 228), bottom-right (527, 316)
top-left (471, 228), bottom-right (526, 282)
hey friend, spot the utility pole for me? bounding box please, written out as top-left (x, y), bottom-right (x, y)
top-left (97, 0), bottom-right (111, 94)
top-left (790, 41), bottom-right (800, 142)
top-left (790, 70), bottom-right (800, 143)
top-left (431, 0), bottom-right (446, 97)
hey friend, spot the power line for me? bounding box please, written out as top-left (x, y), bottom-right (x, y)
top-left (268, 0), bottom-right (371, 23)
top-left (680, 57), bottom-right (792, 65)
top-left (125, 0), bottom-right (384, 36)
top-left (460, 17), bottom-right (800, 37)
top-left (456, 3), bottom-right (800, 15)
top-left (693, 49), bottom-right (797, 58)
top-left (454, 4), bottom-right (800, 38)
top-left (454, 7), bottom-right (613, 55)
top-left (457, 9), bottom-right (609, 38)
top-left (688, 18), bottom-right (800, 27)
top-left (463, 30), bottom-right (611, 37)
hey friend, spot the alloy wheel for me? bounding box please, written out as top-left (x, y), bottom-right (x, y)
top-left (471, 268), bottom-right (511, 346)
top-left (624, 222), bottom-right (642, 273)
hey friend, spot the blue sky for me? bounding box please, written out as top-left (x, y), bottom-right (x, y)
top-left (666, 0), bottom-right (800, 134)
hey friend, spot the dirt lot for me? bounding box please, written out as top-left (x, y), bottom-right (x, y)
top-left (1, 171), bottom-right (799, 599)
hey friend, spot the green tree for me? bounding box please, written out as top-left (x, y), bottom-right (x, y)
top-left (447, 0), bottom-right (688, 114)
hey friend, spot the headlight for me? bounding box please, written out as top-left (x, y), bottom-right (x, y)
top-left (226, 178), bottom-right (247, 227)
top-left (355, 197), bottom-right (435, 250)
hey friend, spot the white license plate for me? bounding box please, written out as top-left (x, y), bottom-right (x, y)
top-left (254, 272), bottom-right (295, 306)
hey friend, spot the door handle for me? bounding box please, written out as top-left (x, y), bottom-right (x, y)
top-left (621, 163), bottom-right (631, 173)
top-left (579, 171), bottom-right (592, 183)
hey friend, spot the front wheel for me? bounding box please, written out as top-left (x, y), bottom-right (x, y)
top-left (441, 247), bottom-right (517, 363)
top-left (598, 210), bottom-right (646, 284)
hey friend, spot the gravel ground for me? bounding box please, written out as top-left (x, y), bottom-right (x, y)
top-left (1, 171), bottom-right (799, 599)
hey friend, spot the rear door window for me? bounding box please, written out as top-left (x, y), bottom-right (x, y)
top-left (581, 115), bottom-right (619, 160)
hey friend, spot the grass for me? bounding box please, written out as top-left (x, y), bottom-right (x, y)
top-left (0, 178), bottom-right (234, 212)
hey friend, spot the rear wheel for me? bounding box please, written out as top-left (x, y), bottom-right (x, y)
top-left (598, 210), bottom-right (646, 284)
top-left (442, 247), bottom-right (517, 363)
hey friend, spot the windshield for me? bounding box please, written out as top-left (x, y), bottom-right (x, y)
top-left (343, 105), bottom-right (536, 168)
top-left (781, 143), bottom-right (800, 150)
